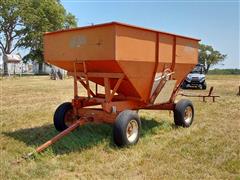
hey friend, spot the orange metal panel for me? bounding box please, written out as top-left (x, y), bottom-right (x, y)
top-left (115, 25), bottom-right (156, 62)
top-left (117, 61), bottom-right (155, 102)
top-left (44, 25), bottom-right (115, 63)
top-left (158, 34), bottom-right (174, 63)
top-left (44, 22), bottom-right (200, 103)
top-left (172, 63), bottom-right (196, 84)
top-left (175, 37), bottom-right (199, 64)
top-left (102, 100), bottom-right (145, 112)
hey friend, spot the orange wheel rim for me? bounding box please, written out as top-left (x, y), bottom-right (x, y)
top-left (64, 109), bottom-right (75, 127)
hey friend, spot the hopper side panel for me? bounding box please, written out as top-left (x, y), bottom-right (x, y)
top-left (173, 63), bottom-right (196, 85)
top-left (158, 34), bottom-right (174, 63)
top-left (44, 25), bottom-right (116, 69)
top-left (175, 37), bottom-right (199, 65)
top-left (115, 25), bottom-right (157, 101)
top-left (118, 61), bottom-right (155, 102)
top-left (115, 25), bottom-right (156, 62)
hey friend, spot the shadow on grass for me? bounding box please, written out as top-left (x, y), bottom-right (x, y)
top-left (3, 117), bottom-right (172, 155)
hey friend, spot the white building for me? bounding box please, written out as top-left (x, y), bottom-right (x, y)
top-left (32, 62), bottom-right (67, 76)
top-left (0, 53), bottom-right (66, 75)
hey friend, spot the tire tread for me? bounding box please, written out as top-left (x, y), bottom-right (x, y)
top-left (113, 110), bottom-right (141, 147)
top-left (53, 102), bottom-right (72, 131)
top-left (174, 99), bottom-right (194, 127)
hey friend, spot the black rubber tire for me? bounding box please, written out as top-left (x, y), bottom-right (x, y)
top-left (174, 99), bottom-right (194, 127)
top-left (113, 110), bottom-right (141, 147)
top-left (53, 102), bottom-right (73, 132)
top-left (202, 81), bottom-right (207, 90)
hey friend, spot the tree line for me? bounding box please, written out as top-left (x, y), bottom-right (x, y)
top-left (208, 69), bottom-right (240, 75)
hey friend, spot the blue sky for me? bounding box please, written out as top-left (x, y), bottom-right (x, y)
top-left (61, 0), bottom-right (239, 69)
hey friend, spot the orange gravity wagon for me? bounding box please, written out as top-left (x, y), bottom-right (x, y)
top-left (40, 22), bottom-right (200, 151)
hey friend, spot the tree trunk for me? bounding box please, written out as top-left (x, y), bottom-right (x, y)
top-left (38, 62), bottom-right (43, 74)
top-left (2, 40), bottom-right (12, 75)
top-left (205, 64), bottom-right (211, 74)
top-left (3, 60), bottom-right (8, 76)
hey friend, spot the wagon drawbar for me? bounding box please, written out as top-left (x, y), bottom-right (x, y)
top-left (36, 22), bottom-right (200, 152)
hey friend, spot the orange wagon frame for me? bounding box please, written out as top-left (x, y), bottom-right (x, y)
top-left (35, 22), bottom-right (200, 152)
top-left (36, 60), bottom-right (181, 153)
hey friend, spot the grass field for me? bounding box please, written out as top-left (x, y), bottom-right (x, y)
top-left (1, 75), bottom-right (239, 179)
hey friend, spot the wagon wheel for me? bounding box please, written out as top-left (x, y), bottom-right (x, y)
top-left (113, 110), bottom-right (141, 147)
top-left (53, 102), bottom-right (77, 131)
top-left (174, 99), bottom-right (194, 127)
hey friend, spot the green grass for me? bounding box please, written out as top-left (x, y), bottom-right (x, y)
top-left (1, 75), bottom-right (240, 179)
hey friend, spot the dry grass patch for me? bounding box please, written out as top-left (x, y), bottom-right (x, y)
top-left (0, 75), bottom-right (239, 179)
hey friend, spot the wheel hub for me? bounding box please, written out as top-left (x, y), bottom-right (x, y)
top-left (64, 109), bottom-right (76, 127)
top-left (184, 106), bottom-right (193, 124)
top-left (126, 120), bottom-right (138, 143)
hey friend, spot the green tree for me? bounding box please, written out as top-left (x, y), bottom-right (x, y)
top-left (0, 0), bottom-right (29, 75)
top-left (198, 44), bottom-right (227, 73)
top-left (0, 0), bottom-right (77, 75)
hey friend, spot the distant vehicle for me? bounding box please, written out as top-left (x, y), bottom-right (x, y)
top-left (182, 64), bottom-right (207, 89)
